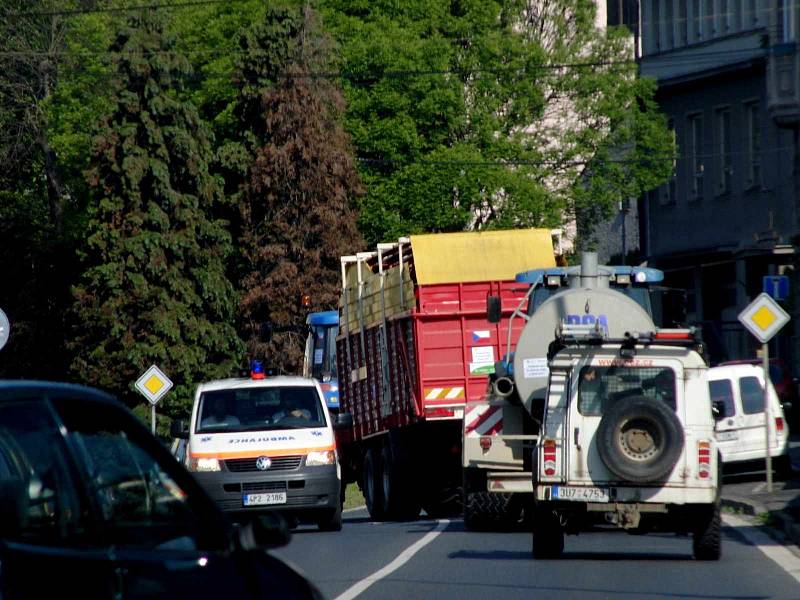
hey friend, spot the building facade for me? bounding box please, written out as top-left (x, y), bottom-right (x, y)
top-left (636, 1), bottom-right (800, 366)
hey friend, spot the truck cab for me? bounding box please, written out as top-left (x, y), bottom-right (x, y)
top-left (303, 311), bottom-right (340, 413)
top-left (531, 326), bottom-right (720, 560)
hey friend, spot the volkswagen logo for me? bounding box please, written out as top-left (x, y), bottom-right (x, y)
top-left (255, 456), bottom-right (272, 471)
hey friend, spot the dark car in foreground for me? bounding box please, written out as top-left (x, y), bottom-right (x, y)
top-left (0, 381), bottom-right (322, 600)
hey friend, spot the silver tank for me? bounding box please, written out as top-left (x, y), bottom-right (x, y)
top-left (512, 262), bottom-right (655, 415)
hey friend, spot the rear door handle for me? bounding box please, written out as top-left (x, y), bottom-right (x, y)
top-left (574, 427), bottom-right (581, 450)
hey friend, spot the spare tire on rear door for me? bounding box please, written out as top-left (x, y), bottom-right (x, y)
top-left (596, 395), bottom-right (684, 483)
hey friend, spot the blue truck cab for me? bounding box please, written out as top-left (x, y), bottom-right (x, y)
top-left (303, 311), bottom-right (340, 412)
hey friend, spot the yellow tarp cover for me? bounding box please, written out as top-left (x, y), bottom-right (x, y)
top-left (409, 228), bottom-right (556, 285)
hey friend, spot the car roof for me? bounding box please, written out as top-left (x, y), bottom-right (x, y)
top-left (196, 375), bottom-right (319, 394)
top-left (708, 363), bottom-right (766, 380)
top-left (0, 380), bottom-right (116, 403)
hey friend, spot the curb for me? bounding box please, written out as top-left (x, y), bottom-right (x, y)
top-left (722, 496), bottom-right (800, 548)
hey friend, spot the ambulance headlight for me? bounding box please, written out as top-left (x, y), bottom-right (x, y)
top-left (190, 457), bottom-right (221, 472)
top-left (306, 450), bottom-right (336, 466)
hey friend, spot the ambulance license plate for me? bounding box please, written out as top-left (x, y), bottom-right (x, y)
top-left (553, 486), bottom-right (609, 502)
top-left (243, 492), bottom-right (287, 506)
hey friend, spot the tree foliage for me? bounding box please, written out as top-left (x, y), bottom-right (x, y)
top-left (70, 12), bottom-right (242, 420)
top-left (234, 6), bottom-right (363, 372)
top-left (319, 0), bottom-right (673, 243)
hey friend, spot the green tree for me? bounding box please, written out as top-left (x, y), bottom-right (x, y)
top-left (235, 6), bottom-right (363, 372)
top-left (70, 12), bottom-right (242, 421)
top-left (319, 0), bottom-right (673, 243)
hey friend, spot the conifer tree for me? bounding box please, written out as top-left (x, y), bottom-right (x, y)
top-left (235, 7), bottom-right (362, 372)
top-left (70, 12), bottom-right (242, 421)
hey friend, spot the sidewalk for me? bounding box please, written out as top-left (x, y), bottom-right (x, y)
top-left (720, 437), bottom-right (800, 547)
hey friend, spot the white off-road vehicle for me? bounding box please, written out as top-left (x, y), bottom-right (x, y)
top-left (531, 324), bottom-right (721, 560)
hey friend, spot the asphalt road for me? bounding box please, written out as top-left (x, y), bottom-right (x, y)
top-left (274, 509), bottom-right (800, 600)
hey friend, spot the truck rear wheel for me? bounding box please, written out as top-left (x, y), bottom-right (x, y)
top-left (381, 444), bottom-right (421, 520)
top-left (363, 448), bottom-right (386, 520)
top-left (463, 491), bottom-right (519, 531)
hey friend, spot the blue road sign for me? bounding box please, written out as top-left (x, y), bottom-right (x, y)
top-left (763, 275), bottom-right (790, 301)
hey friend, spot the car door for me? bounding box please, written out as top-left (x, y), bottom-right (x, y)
top-left (736, 374), bottom-right (775, 455)
top-left (51, 398), bottom-right (254, 600)
top-left (0, 399), bottom-right (116, 600)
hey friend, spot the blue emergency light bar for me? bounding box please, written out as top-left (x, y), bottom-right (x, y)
top-left (306, 310), bottom-right (339, 326)
top-left (515, 265), bottom-right (664, 285)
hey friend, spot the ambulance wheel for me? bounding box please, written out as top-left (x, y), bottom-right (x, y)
top-left (380, 444), bottom-right (420, 520)
top-left (363, 448), bottom-right (386, 520)
top-left (317, 503), bottom-right (343, 532)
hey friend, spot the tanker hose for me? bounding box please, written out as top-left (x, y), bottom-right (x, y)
top-left (493, 376), bottom-right (515, 398)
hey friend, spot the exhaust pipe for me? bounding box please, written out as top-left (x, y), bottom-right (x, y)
top-left (493, 376), bottom-right (515, 398)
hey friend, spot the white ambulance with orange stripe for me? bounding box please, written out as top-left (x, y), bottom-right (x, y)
top-left (184, 362), bottom-right (349, 531)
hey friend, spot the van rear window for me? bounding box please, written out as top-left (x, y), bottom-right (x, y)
top-left (578, 366), bottom-right (676, 416)
top-left (708, 379), bottom-right (735, 418)
top-left (739, 376), bottom-right (765, 415)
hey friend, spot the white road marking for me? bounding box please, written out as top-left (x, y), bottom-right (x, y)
top-left (333, 519), bottom-right (450, 600)
top-left (723, 513), bottom-right (800, 583)
top-left (343, 505), bottom-right (366, 514)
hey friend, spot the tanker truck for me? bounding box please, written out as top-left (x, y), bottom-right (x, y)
top-left (462, 252), bottom-right (671, 529)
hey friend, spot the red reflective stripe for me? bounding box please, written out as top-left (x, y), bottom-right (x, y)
top-left (464, 406), bottom-right (501, 433)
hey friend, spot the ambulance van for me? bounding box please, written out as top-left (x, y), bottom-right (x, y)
top-left (181, 362), bottom-right (351, 531)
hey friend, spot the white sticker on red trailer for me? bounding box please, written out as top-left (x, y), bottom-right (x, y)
top-left (424, 387), bottom-right (465, 400)
top-left (464, 405), bottom-right (503, 436)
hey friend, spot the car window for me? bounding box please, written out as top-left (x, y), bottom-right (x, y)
top-left (578, 366), bottom-right (676, 416)
top-left (739, 376), bottom-right (764, 415)
top-left (708, 379), bottom-right (736, 418)
top-left (196, 386), bottom-right (327, 433)
top-left (54, 400), bottom-right (204, 551)
top-left (0, 401), bottom-right (90, 546)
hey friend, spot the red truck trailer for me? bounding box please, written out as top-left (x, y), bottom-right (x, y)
top-left (336, 230), bottom-right (555, 520)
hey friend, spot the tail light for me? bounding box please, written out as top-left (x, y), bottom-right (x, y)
top-left (543, 439), bottom-right (557, 476)
top-left (776, 417), bottom-right (785, 435)
top-left (425, 407), bottom-right (455, 419)
top-left (479, 436), bottom-right (492, 451)
top-left (698, 440), bottom-right (711, 479)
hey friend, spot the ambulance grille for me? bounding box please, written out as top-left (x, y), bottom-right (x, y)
top-left (226, 455), bottom-right (303, 472)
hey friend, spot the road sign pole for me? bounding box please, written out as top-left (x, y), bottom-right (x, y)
top-left (152, 404), bottom-right (157, 435)
top-left (763, 343), bottom-right (772, 493)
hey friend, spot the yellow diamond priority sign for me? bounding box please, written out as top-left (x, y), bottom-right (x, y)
top-left (135, 364), bottom-right (173, 406)
top-left (738, 293), bottom-right (790, 344)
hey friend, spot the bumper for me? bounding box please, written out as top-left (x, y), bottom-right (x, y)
top-left (192, 464), bottom-right (340, 520)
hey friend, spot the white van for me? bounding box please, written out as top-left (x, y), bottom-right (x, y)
top-left (707, 364), bottom-right (791, 475)
top-left (176, 364), bottom-right (351, 531)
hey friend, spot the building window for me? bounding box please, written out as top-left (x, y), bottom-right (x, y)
top-left (664, 2), bottom-right (674, 49)
top-left (693, 0), bottom-right (703, 40)
top-left (715, 107), bottom-right (732, 195)
top-left (688, 113), bottom-right (704, 201)
top-left (720, 0), bottom-right (731, 32)
top-left (661, 119), bottom-right (677, 205)
top-left (745, 102), bottom-right (762, 189)
top-left (704, 0), bottom-right (714, 37)
top-left (678, 1), bottom-right (688, 45)
top-left (782, 0), bottom-right (796, 42)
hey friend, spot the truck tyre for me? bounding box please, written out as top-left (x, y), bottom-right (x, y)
top-left (317, 502), bottom-right (343, 532)
top-left (380, 445), bottom-right (420, 520)
top-left (531, 506), bottom-right (564, 559)
top-left (692, 504), bottom-right (721, 561)
top-left (596, 396), bottom-right (684, 483)
top-left (363, 448), bottom-right (386, 520)
top-left (463, 491), bottom-right (519, 531)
